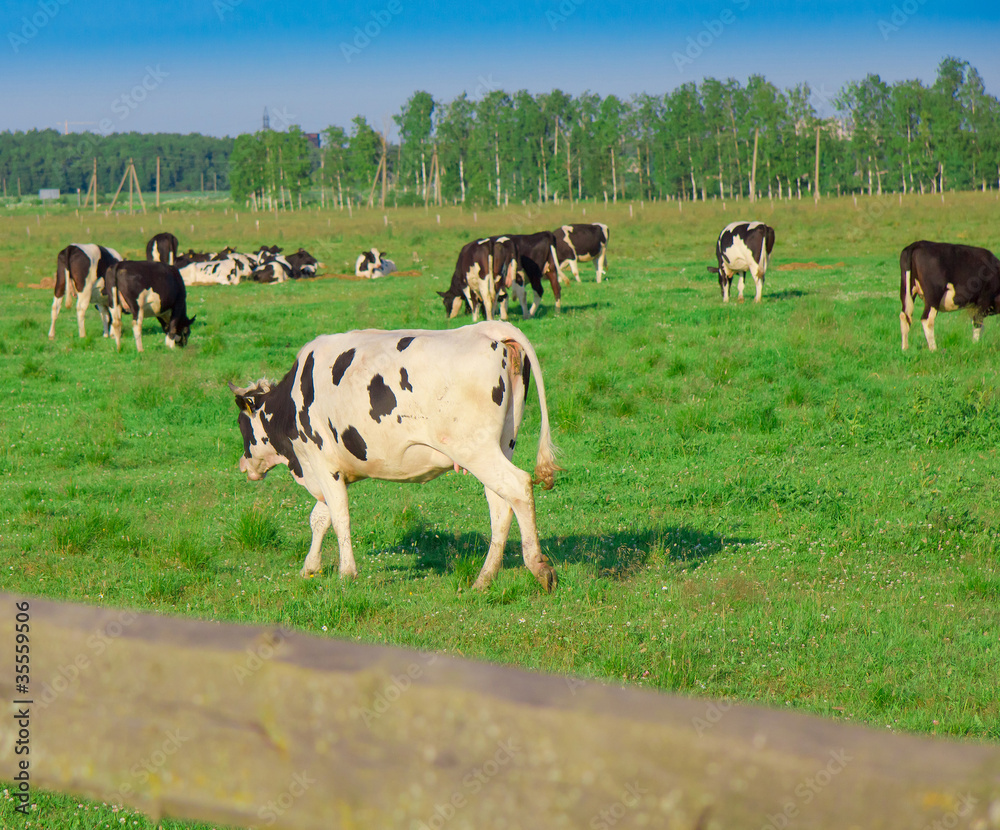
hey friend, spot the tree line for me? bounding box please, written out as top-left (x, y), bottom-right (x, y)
top-left (0, 131), bottom-right (233, 198)
top-left (3, 56), bottom-right (997, 207)
top-left (231, 56), bottom-right (1000, 210)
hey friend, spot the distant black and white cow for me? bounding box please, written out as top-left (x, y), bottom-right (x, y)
top-left (250, 250), bottom-right (293, 283)
top-left (438, 237), bottom-right (519, 321)
top-left (48, 243), bottom-right (123, 340)
top-left (507, 231), bottom-right (563, 316)
top-left (287, 248), bottom-right (320, 279)
top-left (709, 221), bottom-right (775, 303)
top-left (899, 240), bottom-right (1000, 351)
top-left (105, 261), bottom-right (194, 352)
top-left (146, 232), bottom-right (179, 265)
top-left (179, 258), bottom-right (245, 286)
top-left (553, 223), bottom-right (609, 283)
top-left (355, 248), bottom-right (396, 279)
top-left (230, 321), bottom-right (559, 591)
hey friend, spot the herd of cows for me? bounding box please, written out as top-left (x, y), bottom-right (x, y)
top-left (41, 216), bottom-right (1000, 587)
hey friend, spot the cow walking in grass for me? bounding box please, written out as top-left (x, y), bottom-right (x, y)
top-left (899, 240), bottom-right (1000, 351)
top-left (231, 321), bottom-right (560, 592)
top-left (709, 221), bottom-right (775, 303)
top-left (48, 243), bottom-right (123, 339)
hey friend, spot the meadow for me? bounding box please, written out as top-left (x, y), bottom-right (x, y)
top-left (2, 191), bottom-right (999, 828)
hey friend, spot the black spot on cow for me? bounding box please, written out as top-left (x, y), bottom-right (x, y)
top-left (342, 426), bottom-right (368, 461)
top-left (400, 367), bottom-right (413, 393)
top-left (397, 415), bottom-right (402, 424)
top-left (491, 341), bottom-right (499, 350)
top-left (492, 376), bottom-right (505, 406)
top-left (298, 352), bottom-right (322, 448)
top-left (509, 439), bottom-right (516, 450)
top-left (333, 472), bottom-right (340, 481)
top-left (523, 357), bottom-right (532, 401)
top-left (368, 374), bottom-right (397, 423)
top-left (328, 419), bottom-right (337, 442)
top-left (396, 336), bottom-right (415, 352)
top-left (238, 414), bottom-right (256, 457)
top-left (331, 348), bottom-right (356, 385)
top-left (258, 359), bottom-right (303, 478)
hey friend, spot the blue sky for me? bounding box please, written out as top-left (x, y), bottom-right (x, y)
top-left (1, 0), bottom-right (997, 139)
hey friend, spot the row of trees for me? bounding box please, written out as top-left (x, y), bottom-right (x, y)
top-left (234, 57), bottom-right (999, 209)
top-left (0, 131), bottom-right (233, 197)
top-left (2, 57), bottom-right (996, 206)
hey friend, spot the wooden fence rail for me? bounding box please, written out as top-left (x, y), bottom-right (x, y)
top-left (2, 593), bottom-right (999, 829)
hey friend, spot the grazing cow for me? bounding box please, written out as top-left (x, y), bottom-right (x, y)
top-left (230, 321), bottom-right (559, 591)
top-left (438, 237), bottom-right (518, 321)
top-left (507, 231), bottom-right (563, 316)
top-left (105, 261), bottom-right (194, 352)
top-left (146, 232), bottom-right (179, 265)
top-left (48, 243), bottom-right (123, 340)
top-left (554, 223), bottom-right (610, 283)
top-left (286, 248), bottom-right (319, 279)
top-left (899, 240), bottom-right (1000, 351)
top-left (355, 248), bottom-right (396, 279)
top-left (709, 221), bottom-right (775, 303)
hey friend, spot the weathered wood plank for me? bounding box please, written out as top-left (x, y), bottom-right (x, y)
top-left (1, 593), bottom-right (998, 829)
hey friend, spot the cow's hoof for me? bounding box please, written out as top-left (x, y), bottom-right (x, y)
top-left (300, 567), bottom-right (322, 578)
top-left (535, 558), bottom-right (558, 593)
top-left (339, 568), bottom-right (358, 581)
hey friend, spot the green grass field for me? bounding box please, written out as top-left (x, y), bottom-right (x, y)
top-left (2, 192), bottom-right (1000, 828)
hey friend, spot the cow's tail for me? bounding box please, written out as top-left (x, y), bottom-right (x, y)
top-left (487, 322), bottom-right (561, 490)
top-left (900, 244), bottom-right (916, 314)
top-left (55, 249), bottom-right (71, 304)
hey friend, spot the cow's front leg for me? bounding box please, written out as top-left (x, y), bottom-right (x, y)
top-left (736, 273), bottom-right (746, 302)
top-left (97, 305), bottom-right (112, 337)
top-left (319, 472), bottom-right (357, 580)
top-left (753, 272), bottom-right (764, 303)
top-left (300, 501), bottom-right (330, 577)
top-left (472, 487), bottom-right (514, 590)
top-left (972, 311), bottom-right (985, 343)
top-left (110, 305), bottom-right (124, 351)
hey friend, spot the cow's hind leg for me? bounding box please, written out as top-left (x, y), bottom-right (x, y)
top-left (466, 454), bottom-right (556, 592)
top-left (132, 307), bottom-right (145, 353)
top-left (921, 306), bottom-right (939, 351)
top-left (472, 487), bottom-right (514, 590)
top-left (49, 295), bottom-right (62, 340)
top-left (595, 248), bottom-right (607, 282)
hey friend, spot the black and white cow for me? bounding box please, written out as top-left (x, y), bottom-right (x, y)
top-left (553, 223), bottom-right (610, 283)
top-left (709, 221), bottom-right (776, 303)
top-left (438, 237), bottom-right (519, 321)
top-left (250, 250), bottom-right (293, 283)
top-left (180, 258), bottom-right (246, 286)
top-left (48, 243), bottom-right (123, 340)
top-left (146, 232), bottom-right (179, 265)
top-left (105, 261), bottom-right (194, 352)
top-left (287, 248), bottom-right (320, 279)
top-left (507, 231), bottom-right (563, 316)
top-left (899, 240), bottom-right (1000, 351)
top-left (231, 321), bottom-right (559, 591)
top-left (355, 248), bottom-right (396, 279)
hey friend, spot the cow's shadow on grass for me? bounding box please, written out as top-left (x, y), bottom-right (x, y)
top-left (399, 524), bottom-right (750, 582)
top-left (765, 288), bottom-right (809, 301)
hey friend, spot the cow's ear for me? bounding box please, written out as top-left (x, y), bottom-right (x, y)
top-left (228, 381), bottom-right (257, 415)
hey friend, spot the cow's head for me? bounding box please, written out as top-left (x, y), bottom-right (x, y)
top-left (165, 314), bottom-right (195, 349)
top-left (437, 288), bottom-right (469, 318)
top-left (229, 380), bottom-right (287, 480)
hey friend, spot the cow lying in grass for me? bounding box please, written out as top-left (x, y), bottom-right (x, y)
top-left (231, 321), bottom-right (560, 592)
